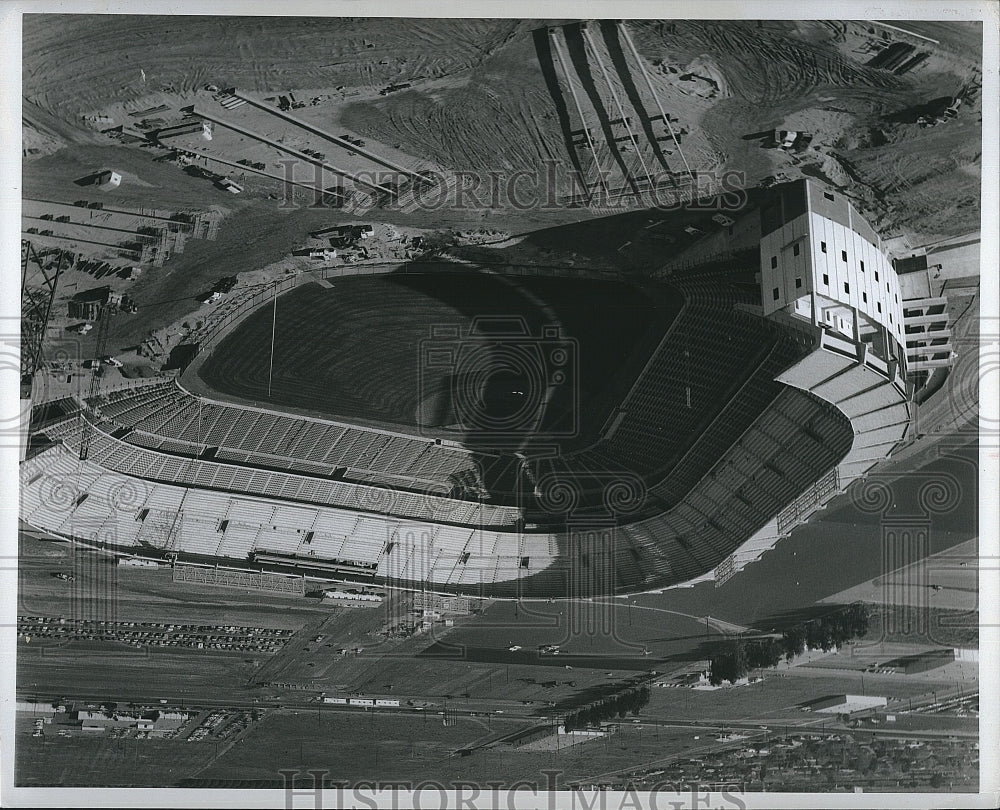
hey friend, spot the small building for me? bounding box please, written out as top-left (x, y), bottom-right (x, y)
top-left (117, 557), bottom-right (161, 568)
top-left (81, 720), bottom-right (106, 732)
top-left (812, 695), bottom-right (888, 714)
top-left (68, 300), bottom-right (102, 321)
top-left (16, 701), bottom-right (56, 716)
top-left (311, 224), bottom-right (372, 241)
top-left (214, 276), bottom-right (238, 294)
top-left (96, 170), bottom-right (122, 188)
top-left (321, 590), bottom-right (383, 606)
top-left (883, 649), bottom-right (956, 675)
top-left (153, 121), bottom-right (205, 140)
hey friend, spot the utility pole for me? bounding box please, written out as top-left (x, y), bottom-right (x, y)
top-left (79, 302), bottom-right (118, 461)
top-left (267, 281), bottom-right (278, 397)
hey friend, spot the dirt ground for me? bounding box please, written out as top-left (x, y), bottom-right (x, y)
top-left (21, 17), bottom-right (983, 370)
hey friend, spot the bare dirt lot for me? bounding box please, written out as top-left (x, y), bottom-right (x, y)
top-left (22, 17), bottom-right (983, 371)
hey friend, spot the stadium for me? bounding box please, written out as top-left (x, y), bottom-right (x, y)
top-left (20, 180), bottom-right (912, 598)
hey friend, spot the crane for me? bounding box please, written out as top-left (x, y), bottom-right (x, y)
top-left (21, 241), bottom-right (69, 381)
top-left (20, 240), bottom-right (70, 460)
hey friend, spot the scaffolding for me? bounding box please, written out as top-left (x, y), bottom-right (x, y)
top-left (172, 564), bottom-right (306, 595)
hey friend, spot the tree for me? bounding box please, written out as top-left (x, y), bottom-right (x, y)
top-left (782, 626), bottom-right (806, 660)
top-left (733, 639), bottom-right (749, 679)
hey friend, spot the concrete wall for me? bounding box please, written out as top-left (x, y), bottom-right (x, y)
top-left (760, 185), bottom-right (904, 349)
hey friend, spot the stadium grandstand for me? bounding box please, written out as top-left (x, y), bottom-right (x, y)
top-left (20, 180), bottom-right (911, 598)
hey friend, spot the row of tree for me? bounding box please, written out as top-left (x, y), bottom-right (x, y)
top-left (781, 602), bottom-right (870, 658)
top-left (709, 604), bottom-right (871, 685)
top-left (563, 686), bottom-right (651, 732)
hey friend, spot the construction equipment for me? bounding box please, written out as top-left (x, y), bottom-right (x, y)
top-left (20, 241), bottom-right (71, 459)
top-left (580, 21), bottom-right (656, 196)
top-left (21, 241), bottom-right (69, 382)
top-left (616, 21), bottom-right (693, 178)
top-left (78, 303), bottom-right (118, 462)
top-left (548, 26), bottom-right (611, 200)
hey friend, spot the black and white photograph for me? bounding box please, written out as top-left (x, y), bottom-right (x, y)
top-left (2, 2), bottom-right (997, 807)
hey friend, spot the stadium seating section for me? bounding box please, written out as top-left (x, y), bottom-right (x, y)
top-left (22, 266), bottom-right (876, 595)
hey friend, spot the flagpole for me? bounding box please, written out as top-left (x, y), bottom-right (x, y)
top-left (267, 282), bottom-right (277, 397)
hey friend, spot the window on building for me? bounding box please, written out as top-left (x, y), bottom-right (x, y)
top-left (821, 241), bottom-right (827, 253)
top-left (841, 250), bottom-right (848, 262)
top-left (889, 313), bottom-right (893, 324)
top-left (771, 255), bottom-right (778, 269)
top-left (895, 294), bottom-right (898, 303)
top-left (795, 277), bottom-right (802, 289)
top-left (824, 191), bottom-right (835, 201)
top-left (862, 292), bottom-right (868, 303)
top-left (860, 260), bottom-right (865, 272)
top-left (773, 287), bottom-right (780, 301)
top-left (822, 274), bottom-right (829, 286)
top-left (875, 269), bottom-right (879, 281)
top-left (886, 282), bottom-right (890, 292)
top-left (844, 282), bottom-right (850, 294)
top-left (793, 243), bottom-right (800, 257)
top-left (877, 302), bottom-right (882, 313)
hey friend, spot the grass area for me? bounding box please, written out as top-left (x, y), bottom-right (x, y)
top-left (18, 531), bottom-right (330, 630)
top-left (16, 732), bottom-right (215, 787)
top-left (196, 273), bottom-right (678, 439)
top-left (642, 670), bottom-right (938, 723)
top-left (190, 710), bottom-right (509, 786)
top-left (632, 438), bottom-right (979, 633)
top-left (189, 710), bottom-right (708, 788)
top-left (17, 644), bottom-right (265, 705)
top-left (870, 605), bottom-right (979, 649)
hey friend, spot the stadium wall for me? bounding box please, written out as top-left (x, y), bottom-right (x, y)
top-left (21, 184), bottom-right (911, 595)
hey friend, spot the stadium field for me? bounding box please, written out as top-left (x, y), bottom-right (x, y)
top-left (197, 269), bottom-right (682, 447)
